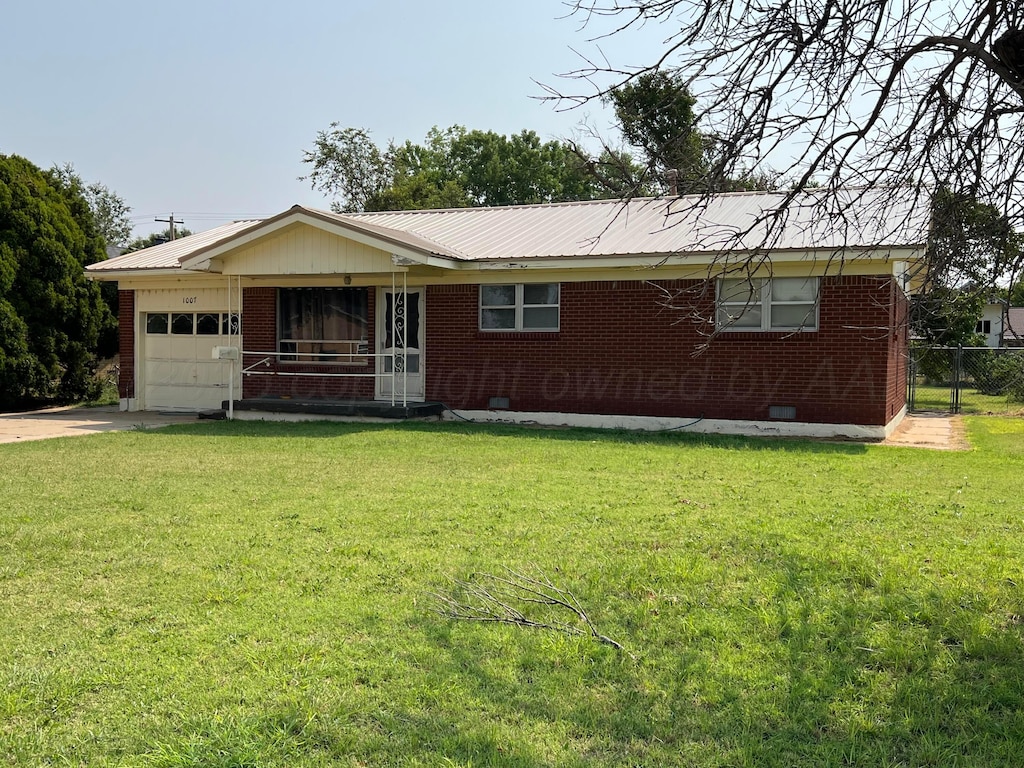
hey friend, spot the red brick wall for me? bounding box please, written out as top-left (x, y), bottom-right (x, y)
top-left (425, 276), bottom-right (903, 426)
top-left (239, 287), bottom-right (376, 400)
top-left (229, 277), bottom-right (906, 425)
top-left (118, 290), bottom-right (134, 399)
top-left (885, 281), bottom-right (910, 422)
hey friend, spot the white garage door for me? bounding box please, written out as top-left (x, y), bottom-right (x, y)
top-left (142, 311), bottom-right (241, 411)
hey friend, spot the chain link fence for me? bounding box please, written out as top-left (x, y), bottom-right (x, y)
top-left (909, 345), bottom-right (1024, 415)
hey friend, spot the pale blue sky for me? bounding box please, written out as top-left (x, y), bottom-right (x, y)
top-left (2, 0), bottom-right (661, 238)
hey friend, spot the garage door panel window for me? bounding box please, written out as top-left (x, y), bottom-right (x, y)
top-left (171, 313), bottom-right (194, 335)
top-left (145, 312), bottom-right (240, 336)
top-left (196, 313), bottom-right (220, 335)
top-left (146, 313), bottom-right (169, 334)
top-left (279, 288), bottom-right (369, 364)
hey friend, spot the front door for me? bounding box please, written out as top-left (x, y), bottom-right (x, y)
top-left (376, 287), bottom-right (425, 401)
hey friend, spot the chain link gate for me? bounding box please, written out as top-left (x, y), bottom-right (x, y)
top-left (908, 344), bottom-right (1024, 414)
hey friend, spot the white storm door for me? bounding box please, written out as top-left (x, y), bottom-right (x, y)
top-left (376, 288), bottom-right (425, 401)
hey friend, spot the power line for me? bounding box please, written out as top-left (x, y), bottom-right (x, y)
top-left (129, 211), bottom-right (273, 222)
top-left (154, 214), bottom-right (185, 241)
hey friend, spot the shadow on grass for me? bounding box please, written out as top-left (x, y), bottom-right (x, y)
top-left (133, 546), bottom-right (1024, 766)
top-left (391, 550), bottom-right (1024, 766)
top-left (145, 418), bottom-right (872, 455)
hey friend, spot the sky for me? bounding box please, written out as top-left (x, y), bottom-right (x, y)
top-left (2, 0), bottom-right (663, 239)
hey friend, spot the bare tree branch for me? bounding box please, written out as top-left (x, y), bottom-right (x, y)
top-left (541, 0), bottom-right (1024, 296)
top-left (431, 566), bottom-right (629, 654)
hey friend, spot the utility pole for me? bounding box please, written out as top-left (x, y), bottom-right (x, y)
top-left (155, 214), bottom-right (185, 241)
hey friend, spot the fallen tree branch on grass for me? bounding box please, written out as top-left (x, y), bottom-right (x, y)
top-left (431, 566), bottom-right (628, 654)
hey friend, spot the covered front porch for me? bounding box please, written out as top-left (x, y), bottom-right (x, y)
top-left (178, 207), bottom-right (453, 415)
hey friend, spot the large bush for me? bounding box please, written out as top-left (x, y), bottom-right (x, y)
top-left (974, 352), bottom-right (1024, 400)
top-left (0, 154), bottom-right (114, 408)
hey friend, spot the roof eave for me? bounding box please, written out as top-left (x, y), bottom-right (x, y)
top-left (85, 267), bottom-right (195, 281)
top-left (468, 244), bottom-right (927, 270)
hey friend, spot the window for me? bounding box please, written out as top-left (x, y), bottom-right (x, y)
top-left (976, 320), bottom-right (992, 334)
top-left (145, 312), bottom-right (238, 335)
top-left (171, 313), bottom-right (194, 335)
top-left (717, 277), bottom-right (819, 332)
top-left (278, 287), bottom-right (368, 364)
top-left (146, 313), bottom-right (169, 334)
top-left (480, 284), bottom-right (559, 331)
top-left (196, 313), bottom-right (220, 335)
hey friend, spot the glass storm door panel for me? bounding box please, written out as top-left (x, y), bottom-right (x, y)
top-left (377, 288), bottom-right (424, 400)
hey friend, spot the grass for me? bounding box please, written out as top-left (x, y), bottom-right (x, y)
top-left (2, 418), bottom-right (1023, 766)
top-left (912, 383), bottom-right (1024, 415)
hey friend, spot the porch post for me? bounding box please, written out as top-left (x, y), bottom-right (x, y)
top-left (389, 270), bottom-right (408, 408)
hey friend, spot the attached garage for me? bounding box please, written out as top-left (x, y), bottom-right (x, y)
top-left (136, 288), bottom-right (240, 411)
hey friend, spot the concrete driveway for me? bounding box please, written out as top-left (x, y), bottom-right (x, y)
top-left (0, 405), bottom-right (199, 444)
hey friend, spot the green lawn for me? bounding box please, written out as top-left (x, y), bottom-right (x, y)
top-left (912, 384), bottom-right (1024, 415)
top-left (2, 419), bottom-right (1023, 766)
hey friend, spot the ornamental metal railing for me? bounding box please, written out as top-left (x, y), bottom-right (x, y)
top-left (239, 346), bottom-right (410, 407)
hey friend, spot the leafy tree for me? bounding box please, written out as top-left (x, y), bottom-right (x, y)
top-left (911, 288), bottom-right (986, 347)
top-left (604, 71), bottom-right (708, 193)
top-left (1009, 281), bottom-right (1024, 307)
top-left (927, 188), bottom-right (1024, 291)
top-left (909, 188), bottom-right (1024, 345)
top-left (0, 154), bottom-right (115, 407)
top-left (124, 227), bottom-right (194, 254)
top-left (302, 126), bottom-right (393, 213)
top-left (302, 124), bottom-right (635, 213)
top-left (549, 0), bottom-right (1024, 290)
top-left (50, 164), bottom-right (133, 247)
top-left (593, 70), bottom-right (776, 195)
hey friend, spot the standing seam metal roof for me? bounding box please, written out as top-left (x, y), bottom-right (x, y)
top-left (87, 220), bottom-right (261, 271)
top-left (342, 187), bottom-right (929, 260)
top-left (86, 188), bottom-right (929, 273)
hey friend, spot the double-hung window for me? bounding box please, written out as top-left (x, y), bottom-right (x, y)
top-left (480, 284), bottom-right (559, 331)
top-left (717, 277), bottom-right (819, 332)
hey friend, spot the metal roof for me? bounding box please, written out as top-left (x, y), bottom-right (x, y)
top-left (87, 220), bottom-right (262, 271)
top-left (1008, 307), bottom-right (1024, 341)
top-left (86, 188), bottom-right (928, 275)
top-left (343, 187), bottom-right (929, 260)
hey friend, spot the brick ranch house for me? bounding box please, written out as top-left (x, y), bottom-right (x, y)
top-left (86, 189), bottom-right (928, 439)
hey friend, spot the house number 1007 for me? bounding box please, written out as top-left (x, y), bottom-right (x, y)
top-left (182, 296), bottom-right (197, 304)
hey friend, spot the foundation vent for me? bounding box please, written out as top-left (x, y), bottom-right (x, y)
top-left (488, 397), bottom-right (510, 410)
top-left (768, 405), bottom-right (797, 420)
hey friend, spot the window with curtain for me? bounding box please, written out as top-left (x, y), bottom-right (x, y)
top-left (278, 288), bottom-right (369, 363)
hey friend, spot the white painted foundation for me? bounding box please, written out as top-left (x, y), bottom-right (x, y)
top-left (219, 404), bottom-right (908, 442)
top-left (442, 405), bottom-right (909, 442)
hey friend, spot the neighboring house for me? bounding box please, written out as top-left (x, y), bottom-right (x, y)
top-left (1007, 307), bottom-right (1024, 347)
top-left (975, 302), bottom-right (1006, 347)
top-left (86, 189), bottom-right (927, 439)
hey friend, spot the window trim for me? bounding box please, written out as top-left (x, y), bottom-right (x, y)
top-left (717, 277), bottom-right (820, 332)
top-left (479, 283), bottom-right (560, 332)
